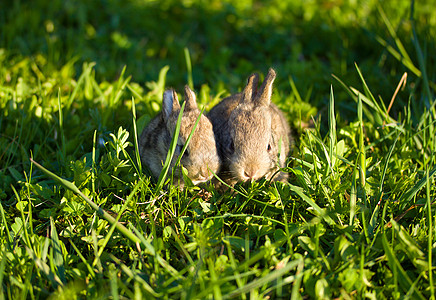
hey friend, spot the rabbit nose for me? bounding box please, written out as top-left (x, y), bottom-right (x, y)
top-left (243, 168), bottom-right (259, 181)
top-left (200, 166), bottom-right (211, 178)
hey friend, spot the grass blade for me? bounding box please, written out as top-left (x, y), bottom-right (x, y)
top-left (184, 47), bottom-right (193, 90)
top-left (426, 168), bottom-right (434, 299)
top-left (66, 62), bottom-right (95, 109)
top-left (354, 63), bottom-right (388, 123)
top-left (30, 158), bottom-right (141, 245)
top-left (382, 231), bottom-right (425, 300)
top-left (91, 130), bottom-right (97, 195)
top-left (377, 130), bottom-right (402, 200)
top-left (109, 264), bottom-right (120, 300)
top-left (110, 254), bottom-right (160, 297)
top-left (131, 97), bottom-right (142, 174)
top-left (50, 217), bottom-right (66, 284)
top-left (357, 94), bottom-right (366, 188)
top-left (224, 259), bottom-right (302, 299)
top-left (411, 20), bottom-right (434, 109)
top-left (111, 66), bottom-right (131, 107)
top-left (376, 3), bottom-right (421, 77)
top-left (349, 159), bottom-right (358, 226)
top-left (387, 72), bottom-right (407, 115)
top-left (93, 179), bottom-right (143, 267)
top-left (0, 203), bottom-right (12, 248)
top-left (375, 35), bottom-right (421, 78)
top-left (11, 185), bottom-right (32, 250)
top-left (287, 183), bottom-right (335, 225)
top-left (328, 85), bottom-right (336, 173)
top-left (0, 248), bottom-right (6, 300)
top-left (57, 88), bottom-right (66, 162)
top-left (26, 246), bottom-right (64, 288)
top-left (129, 225), bottom-right (180, 278)
top-left (398, 166), bottom-right (436, 210)
top-left (174, 106), bottom-right (204, 174)
top-left (207, 258), bottom-right (223, 299)
top-left (156, 101), bottom-right (185, 190)
top-left (69, 239), bottom-right (96, 279)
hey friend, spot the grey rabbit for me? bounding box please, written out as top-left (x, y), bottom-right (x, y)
top-left (139, 86), bottom-right (220, 186)
top-left (208, 68), bottom-right (292, 185)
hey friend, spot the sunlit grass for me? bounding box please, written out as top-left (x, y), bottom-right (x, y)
top-left (1, 0), bottom-right (435, 298)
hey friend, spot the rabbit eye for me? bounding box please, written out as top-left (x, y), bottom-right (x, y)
top-left (176, 144), bottom-right (183, 154)
top-left (176, 144), bottom-right (189, 157)
top-left (229, 140), bottom-right (235, 154)
top-left (267, 144), bottom-right (272, 151)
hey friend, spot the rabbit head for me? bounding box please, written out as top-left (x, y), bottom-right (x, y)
top-left (140, 86), bottom-right (220, 186)
top-left (164, 86), bottom-right (220, 184)
top-left (220, 68), bottom-right (290, 182)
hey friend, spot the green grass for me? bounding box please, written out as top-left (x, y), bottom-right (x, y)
top-left (1, 0), bottom-right (436, 298)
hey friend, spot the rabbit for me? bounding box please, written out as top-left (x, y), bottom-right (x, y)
top-left (139, 86), bottom-right (220, 187)
top-left (208, 68), bottom-right (292, 185)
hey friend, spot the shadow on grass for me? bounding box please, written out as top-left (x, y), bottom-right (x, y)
top-left (3, 0), bottom-right (433, 97)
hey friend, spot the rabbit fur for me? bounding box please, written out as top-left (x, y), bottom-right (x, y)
top-left (208, 68), bottom-right (291, 185)
top-left (139, 86), bottom-right (220, 186)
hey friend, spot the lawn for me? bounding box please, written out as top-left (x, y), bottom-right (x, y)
top-left (1, 0), bottom-right (435, 298)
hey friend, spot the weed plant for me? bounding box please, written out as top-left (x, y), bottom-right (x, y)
top-left (0, 0), bottom-right (435, 298)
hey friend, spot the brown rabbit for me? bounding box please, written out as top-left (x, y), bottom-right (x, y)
top-left (139, 86), bottom-right (220, 186)
top-left (208, 68), bottom-right (291, 185)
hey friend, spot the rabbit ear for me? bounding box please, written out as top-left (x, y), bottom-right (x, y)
top-left (184, 85), bottom-right (198, 110)
top-left (254, 68), bottom-right (276, 106)
top-left (163, 89), bottom-right (180, 119)
top-left (241, 73), bottom-right (259, 103)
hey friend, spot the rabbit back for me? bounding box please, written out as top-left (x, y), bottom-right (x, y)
top-left (139, 113), bottom-right (170, 180)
